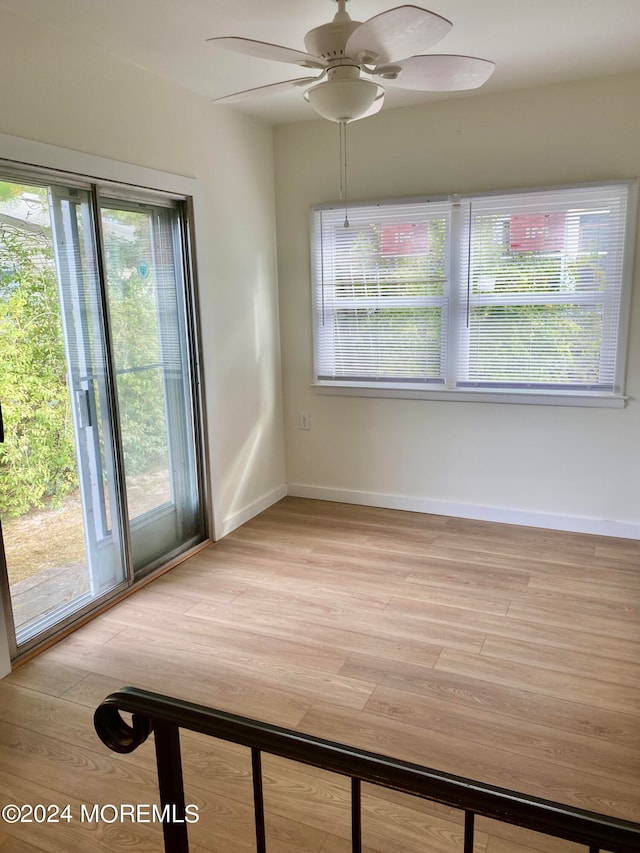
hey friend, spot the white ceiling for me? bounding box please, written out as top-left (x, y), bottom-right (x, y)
top-left (3, 0), bottom-right (640, 124)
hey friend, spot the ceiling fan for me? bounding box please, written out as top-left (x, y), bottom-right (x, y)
top-left (208, 0), bottom-right (495, 123)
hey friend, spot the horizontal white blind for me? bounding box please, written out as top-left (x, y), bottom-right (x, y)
top-left (311, 182), bottom-right (634, 399)
top-left (457, 185), bottom-right (629, 390)
top-left (313, 201), bottom-right (450, 383)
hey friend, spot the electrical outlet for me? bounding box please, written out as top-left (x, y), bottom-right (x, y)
top-left (298, 411), bottom-right (310, 430)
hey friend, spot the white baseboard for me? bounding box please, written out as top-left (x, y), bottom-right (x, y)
top-left (218, 484), bottom-right (288, 539)
top-left (286, 483), bottom-right (640, 541)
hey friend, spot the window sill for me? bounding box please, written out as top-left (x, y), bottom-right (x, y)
top-left (312, 383), bottom-right (627, 408)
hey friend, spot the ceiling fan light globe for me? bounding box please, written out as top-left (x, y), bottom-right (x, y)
top-left (305, 77), bottom-right (380, 122)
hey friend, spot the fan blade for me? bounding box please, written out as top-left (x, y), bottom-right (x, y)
top-left (346, 6), bottom-right (452, 65)
top-left (207, 37), bottom-right (325, 69)
top-left (214, 77), bottom-right (319, 104)
top-left (378, 54), bottom-right (495, 91)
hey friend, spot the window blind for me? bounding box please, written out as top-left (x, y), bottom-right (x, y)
top-left (313, 201), bottom-right (450, 383)
top-left (456, 185), bottom-right (629, 390)
top-left (311, 181), bottom-right (634, 399)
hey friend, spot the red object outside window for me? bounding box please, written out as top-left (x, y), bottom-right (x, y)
top-left (381, 223), bottom-right (430, 256)
top-left (509, 213), bottom-right (566, 251)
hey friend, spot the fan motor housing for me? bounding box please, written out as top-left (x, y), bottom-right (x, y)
top-left (304, 20), bottom-right (361, 61)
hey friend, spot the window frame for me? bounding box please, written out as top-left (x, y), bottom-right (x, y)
top-left (313, 201), bottom-right (451, 386)
top-left (310, 180), bottom-right (638, 408)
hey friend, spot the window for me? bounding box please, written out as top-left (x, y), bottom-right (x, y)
top-left (311, 182), bottom-right (636, 405)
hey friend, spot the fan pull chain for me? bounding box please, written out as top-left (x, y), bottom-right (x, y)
top-left (339, 121), bottom-right (350, 228)
top-left (466, 200), bottom-right (473, 328)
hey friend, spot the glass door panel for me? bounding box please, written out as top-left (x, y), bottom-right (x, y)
top-left (49, 186), bottom-right (127, 597)
top-left (0, 180), bottom-right (126, 646)
top-left (100, 203), bottom-right (201, 574)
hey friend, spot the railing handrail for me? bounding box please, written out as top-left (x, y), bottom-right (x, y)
top-left (94, 686), bottom-right (640, 853)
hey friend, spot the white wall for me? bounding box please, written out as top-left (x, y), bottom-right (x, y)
top-left (0, 8), bottom-right (285, 674)
top-left (274, 72), bottom-right (640, 537)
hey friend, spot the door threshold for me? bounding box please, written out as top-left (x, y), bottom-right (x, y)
top-left (9, 538), bottom-right (212, 670)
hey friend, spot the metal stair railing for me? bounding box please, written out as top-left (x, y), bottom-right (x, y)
top-left (94, 686), bottom-right (640, 853)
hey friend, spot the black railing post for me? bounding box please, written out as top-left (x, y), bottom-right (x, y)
top-left (153, 718), bottom-right (189, 853)
top-left (464, 810), bottom-right (475, 853)
top-left (352, 777), bottom-right (362, 853)
top-left (252, 747), bottom-right (267, 853)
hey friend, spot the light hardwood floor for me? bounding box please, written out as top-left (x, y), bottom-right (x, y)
top-left (1, 497), bottom-right (639, 852)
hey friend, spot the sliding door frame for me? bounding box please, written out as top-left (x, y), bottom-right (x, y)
top-left (0, 143), bottom-right (213, 665)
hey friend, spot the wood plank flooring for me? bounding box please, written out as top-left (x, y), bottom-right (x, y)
top-left (1, 497), bottom-right (639, 852)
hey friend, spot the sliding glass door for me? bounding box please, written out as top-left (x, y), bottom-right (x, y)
top-left (0, 173), bottom-right (206, 655)
top-left (100, 201), bottom-right (202, 572)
